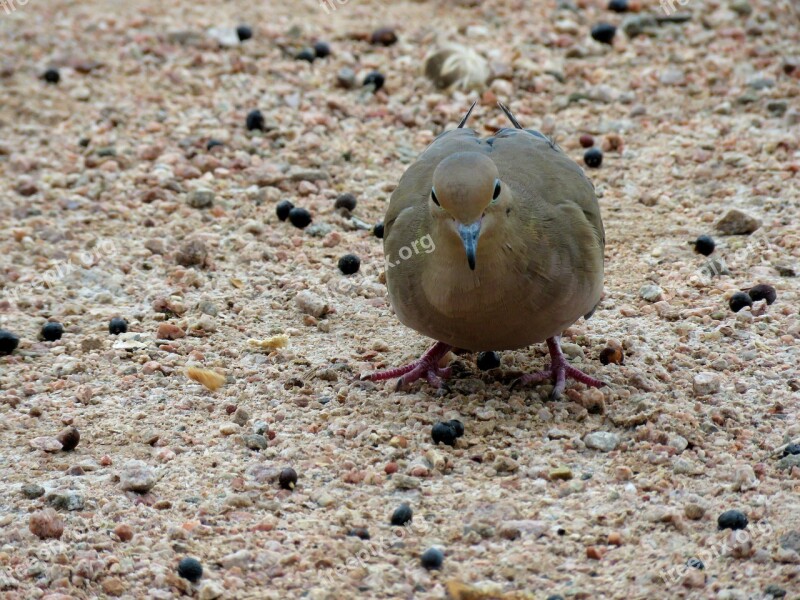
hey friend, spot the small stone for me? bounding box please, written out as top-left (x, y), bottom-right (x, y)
top-left (243, 434), bottom-right (268, 451)
top-left (586, 546), bottom-right (604, 560)
top-left (187, 189), bottom-right (214, 209)
top-left (730, 0), bottom-right (752, 16)
top-left (22, 484), bottom-right (45, 499)
top-left (659, 68), bottom-right (686, 86)
top-left (47, 490), bottom-right (85, 511)
top-left (29, 508), bottom-right (64, 539)
top-left (337, 67), bottom-right (356, 89)
top-left (347, 527), bottom-right (370, 540)
top-left (156, 322), bottom-right (185, 340)
top-left (114, 523), bottom-right (133, 542)
top-left (639, 284), bottom-right (663, 302)
top-left (119, 460), bottom-right (156, 493)
top-left (295, 290), bottom-right (329, 318)
top-left (30, 436), bottom-right (63, 453)
top-left (715, 209), bottom-right (760, 235)
top-left (779, 531), bottom-right (800, 553)
top-left (198, 581), bottom-right (223, 600)
top-left (175, 239), bottom-right (208, 267)
top-left (599, 346), bottom-right (624, 365)
top-left (56, 427), bottom-right (80, 451)
top-left (717, 509), bottom-right (748, 531)
top-left (684, 504), bottom-right (705, 520)
top-left (231, 407), bottom-right (250, 427)
top-left (102, 577), bottom-right (125, 596)
top-left (584, 431), bottom-right (619, 452)
top-left (693, 372), bottom-right (721, 396)
top-left (550, 467), bottom-right (573, 480)
top-left (370, 27), bottom-right (397, 46)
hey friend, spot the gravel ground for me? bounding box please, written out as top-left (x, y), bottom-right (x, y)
top-left (1, 0), bottom-right (800, 599)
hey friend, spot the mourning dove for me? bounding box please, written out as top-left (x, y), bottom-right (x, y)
top-left (362, 102), bottom-right (606, 398)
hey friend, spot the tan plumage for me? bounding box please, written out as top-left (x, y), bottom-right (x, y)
top-left (383, 114), bottom-right (604, 351)
top-left (365, 103), bottom-right (606, 396)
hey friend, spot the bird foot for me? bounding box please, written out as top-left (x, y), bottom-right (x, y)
top-left (513, 336), bottom-right (605, 399)
top-left (360, 342), bottom-right (453, 391)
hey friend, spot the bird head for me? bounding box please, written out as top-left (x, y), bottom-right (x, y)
top-left (430, 152), bottom-right (507, 270)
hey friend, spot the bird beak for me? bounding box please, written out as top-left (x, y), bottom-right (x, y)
top-left (456, 221), bottom-right (482, 270)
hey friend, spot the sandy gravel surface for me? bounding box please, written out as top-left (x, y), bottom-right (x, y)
top-left (1, 0), bottom-right (799, 598)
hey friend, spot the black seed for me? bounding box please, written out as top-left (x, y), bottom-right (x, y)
top-left (556, 527), bottom-right (566, 536)
top-left (782, 443), bottom-right (800, 457)
top-left (0, 330), bottom-right (20, 355)
top-left (279, 467), bottom-right (298, 490)
top-left (43, 68), bottom-right (60, 84)
top-left (57, 426), bottom-right (80, 452)
top-left (295, 48), bottom-right (316, 63)
top-left (109, 317), bottom-right (128, 335)
top-left (420, 547), bottom-right (444, 570)
top-left (390, 503), bottom-right (413, 526)
top-left (177, 557), bottom-right (203, 582)
top-left (338, 254), bottom-right (361, 275)
top-left (41, 322), bottom-right (64, 342)
top-left (363, 71), bottom-right (385, 92)
top-left (276, 200), bottom-right (295, 221)
top-left (288, 207), bottom-right (312, 229)
top-left (608, 0), bottom-right (629, 12)
top-left (373, 223), bottom-right (384, 239)
top-left (78, 137), bottom-right (91, 148)
top-left (476, 351), bottom-right (501, 371)
top-left (584, 148), bottom-right (603, 168)
top-left (729, 291), bottom-right (753, 313)
top-left (334, 193), bottom-right (357, 211)
top-left (693, 235), bottom-right (716, 256)
top-left (313, 41), bottom-right (331, 58)
top-left (246, 109), bottom-right (265, 131)
top-left (591, 23), bottom-right (617, 45)
top-left (686, 557), bottom-right (704, 570)
top-left (546, 596), bottom-right (565, 600)
top-left (206, 139), bottom-right (224, 151)
top-left (431, 422), bottom-right (458, 446)
top-left (236, 25), bottom-right (253, 41)
top-left (717, 509), bottom-right (748, 531)
top-left (748, 284), bottom-right (777, 305)
top-left (447, 419), bottom-right (465, 438)
top-left (347, 527), bottom-right (370, 540)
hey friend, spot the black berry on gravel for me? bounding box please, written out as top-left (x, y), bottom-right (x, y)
top-left (338, 254), bottom-right (361, 275)
top-left (431, 422), bottom-right (458, 446)
top-left (43, 68), bottom-right (60, 84)
top-left (390, 503), bottom-right (413, 526)
top-left (246, 109), bottom-right (265, 131)
top-left (334, 193), bottom-right (357, 211)
top-left (729, 292), bottom-right (753, 313)
top-left (476, 351), bottom-right (501, 370)
top-left (447, 419), bottom-right (465, 438)
top-left (373, 223), bottom-right (384, 239)
top-left (313, 41), bottom-right (331, 58)
top-left (591, 23), bottom-right (617, 45)
top-left (584, 148), bottom-right (603, 168)
top-left (0, 330), bottom-right (20, 355)
top-left (109, 317), bottom-right (128, 335)
top-left (288, 207), bottom-right (312, 229)
top-left (236, 25), bottom-right (253, 41)
top-left (717, 509), bottom-right (748, 531)
top-left (363, 71), bottom-right (385, 92)
top-left (748, 284), bottom-right (777, 305)
top-left (279, 467), bottom-right (298, 490)
top-left (276, 200), bottom-right (294, 221)
top-left (295, 48), bottom-right (316, 63)
top-left (693, 235), bottom-right (715, 256)
top-left (177, 557), bottom-right (203, 582)
top-left (41, 322), bottom-right (64, 342)
top-left (420, 547), bottom-right (444, 570)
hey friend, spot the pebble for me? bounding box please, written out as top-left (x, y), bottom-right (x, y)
top-left (693, 372), bottom-right (721, 395)
top-left (47, 490), bottom-right (85, 511)
top-left (29, 508), bottom-right (64, 539)
top-left (156, 323), bottom-right (185, 340)
top-left (550, 467), bottom-right (573, 480)
top-left (243, 434), bottom-right (268, 451)
top-left (21, 484), bottom-right (45, 499)
top-left (114, 523), bottom-right (133, 542)
top-left (639, 284), bottom-right (663, 303)
top-left (779, 531), bottom-right (800, 553)
top-left (715, 209), bottom-right (760, 235)
top-left (337, 67), bottom-right (356, 88)
top-left (119, 460), bottom-right (157, 493)
top-left (295, 290), bottom-right (330, 318)
top-left (370, 27), bottom-right (397, 46)
top-left (175, 239), bottom-right (208, 267)
top-left (187, 189), bottom-right (214, 209)
top-left (684, 504), bottom-right (705, 520)
top-left (584, 431), bottom-right (620, 452)
top-left (198, 581), bottom-right (224, 600)
top-left (231, 407), bottom-right (250, 427)
top-left (30, 436), bottom-right (63, 453)
top-left (621, 14), bottom-right (658, 38)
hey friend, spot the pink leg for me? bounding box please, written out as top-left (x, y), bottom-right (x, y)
top-left (360, 342), bottom-right (453, 391)
top-left (517, 336), bottom-right (605, 399)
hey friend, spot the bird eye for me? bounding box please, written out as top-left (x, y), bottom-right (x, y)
top-left (431, 188), bottom-right (440, 206)
top-left (492, 180), bottom-right (502, 200)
